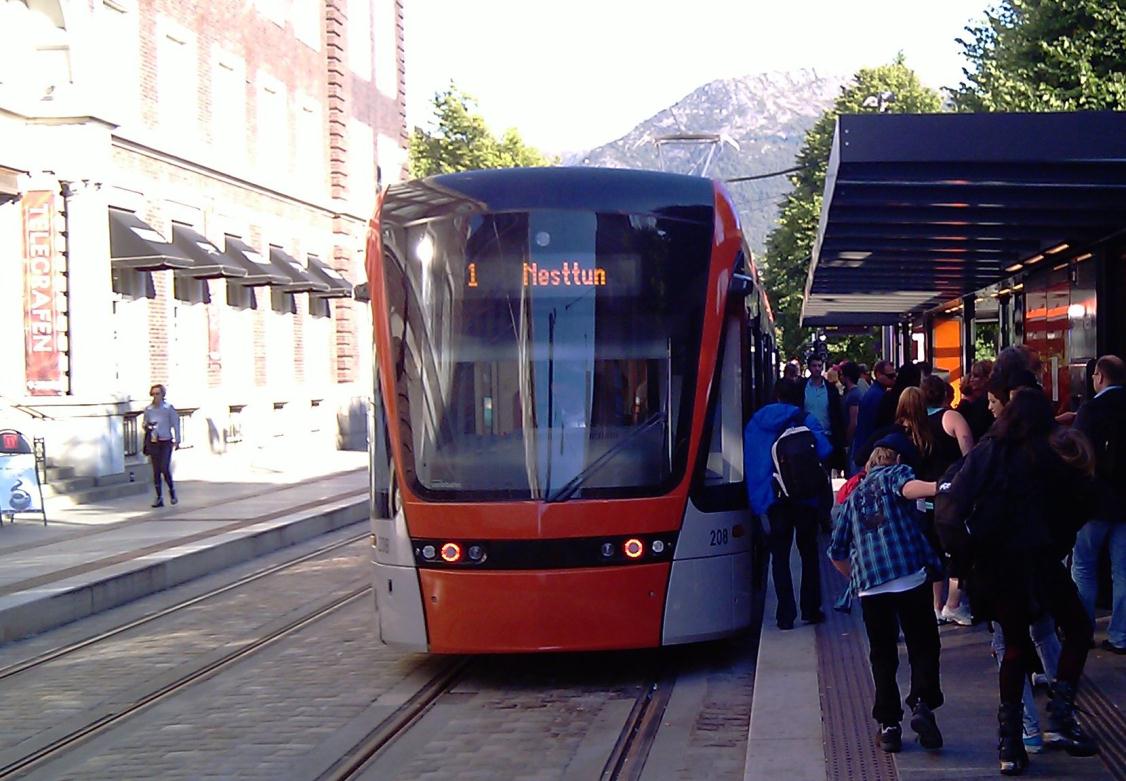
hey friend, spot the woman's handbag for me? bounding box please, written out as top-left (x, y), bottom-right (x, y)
top-left (142, 423), bottom-right (154, 456)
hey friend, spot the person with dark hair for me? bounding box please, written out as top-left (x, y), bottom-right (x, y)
top-left (874, 361), bottom-right (923, 432)
top-left (853, 360), bottom-right (896, 470)
top-left (916, 360), bottom-right (933, 379)
top-left (743, 378), bottom-right (834, 630)
top-left (800, 355), bottom-right (845, 473)
top-left (1071, 354), bottom-right (1126, 655)
top-left (783, 361), bottom-right (800, 381)
top-left (958, 359), bottom-right (995, 442)
top-left (839, 361), bottom-right (864, 476)
top-left (920, 375), bottom-right (974, 625)
top-left (143, 383), bottom-right (180, 508)
top-left (936, 388), bottom-right (1098, 774)
top-left (991, 345), bottom-right (1042, 395)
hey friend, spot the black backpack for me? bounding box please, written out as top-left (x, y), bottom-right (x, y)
top-left (771, 410), bottom-right (828, 502)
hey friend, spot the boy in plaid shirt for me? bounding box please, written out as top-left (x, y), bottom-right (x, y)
top-left (828, 439), bottom-right (944, 754)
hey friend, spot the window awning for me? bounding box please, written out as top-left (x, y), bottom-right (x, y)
top-left (801, 111), bottom-right (1126, 326)
top-left (307, 255), bottom-right (353, 298)
top-left (223, 236), bottom-right (289, 287)
top-left (109, 208), bottom-right (193, 272)
top-left (170, 225), bottom-right (248, 280)
top-left (267, 246), bottom-right (331, 294)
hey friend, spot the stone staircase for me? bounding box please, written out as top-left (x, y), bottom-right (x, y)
top-left (41, 463), bottom-right (151, 505)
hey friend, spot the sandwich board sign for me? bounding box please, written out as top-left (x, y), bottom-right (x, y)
top-left (0, 429), bottom-right (46, 524)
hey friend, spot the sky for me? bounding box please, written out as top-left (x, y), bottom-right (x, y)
top-left (404, 0), bottom-right (994, 156)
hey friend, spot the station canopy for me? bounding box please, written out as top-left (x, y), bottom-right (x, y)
top-left (801, 111), bottom-right (1126, 326)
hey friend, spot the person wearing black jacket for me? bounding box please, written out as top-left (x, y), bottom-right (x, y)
top-left (800, 356), bottom-right (845, 472)
top-left (1071, 354), bottom-right (1126, 655)
top-left (935, 389), bottom-right (1098, 775)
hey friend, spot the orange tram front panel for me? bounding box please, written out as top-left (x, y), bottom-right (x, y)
top-left (419, 565), bottom-right (670, 654)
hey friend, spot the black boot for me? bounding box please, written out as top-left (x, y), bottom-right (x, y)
top-left (998, 702), bottom-right (1029, 776)
top-left (1045, 681), bottom-right (1097, 756)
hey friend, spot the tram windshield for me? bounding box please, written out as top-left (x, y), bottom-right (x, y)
top-left (379, 209), bottom-right (712, 501)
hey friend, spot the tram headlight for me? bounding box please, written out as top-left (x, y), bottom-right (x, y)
top-left (651, 539), bottom-right (666, 555)
top-left (623, 538), bottom-right (644, 559)
top-left (601, 542), bottom-right (615, 558)
top-left (467, 544), bottom-right (485, 562)
top-left (440, 542), bottom-right (462, 563)
top-left (421, 544), bottom-right (437, 560)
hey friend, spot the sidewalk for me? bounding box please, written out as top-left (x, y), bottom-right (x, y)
top-left (0, 448), bottom-right (370, 645)
top-left (746, 537), bottom-right (1126, 780)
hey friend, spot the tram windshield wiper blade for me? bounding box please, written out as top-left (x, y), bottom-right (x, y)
top-left (544, 411), bottom-right (667, 503)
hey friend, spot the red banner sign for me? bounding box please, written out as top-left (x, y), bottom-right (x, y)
top-left (23, 190), bottom-right (65, 395)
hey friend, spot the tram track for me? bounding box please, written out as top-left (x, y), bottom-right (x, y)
top-left (0, 583), bottom-right (372, 779)
top-left (325, 654), bottom-right (680, 781)
top-left (0, 530), bottom-right (369, 683)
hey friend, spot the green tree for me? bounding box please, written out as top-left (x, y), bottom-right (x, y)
top-left (951, 0), bottom-right (1126, 112)
top-left (409, 83), bottom-right (556, 177)
top-left (760, 56), bottom-right (942, 364)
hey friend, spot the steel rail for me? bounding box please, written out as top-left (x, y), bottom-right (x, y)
top-left (0, 584), bottom-right (371, 779)
top-left (0, 531), bottom-right (368, 682)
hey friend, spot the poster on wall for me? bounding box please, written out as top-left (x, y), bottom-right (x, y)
top-left (23, 190), bottom-right (66, 396)
top-left (0, 430), bottom-right (45, 522)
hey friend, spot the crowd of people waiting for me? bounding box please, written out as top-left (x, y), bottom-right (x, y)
top-left (750, 345), bottom-right (1125, 776)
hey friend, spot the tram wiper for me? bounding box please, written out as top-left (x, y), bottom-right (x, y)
top-left (544, 411), bottom-right (667, 503)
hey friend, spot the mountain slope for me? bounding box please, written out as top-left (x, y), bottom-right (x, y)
top-left (571, 69), bottom-right (847, 255)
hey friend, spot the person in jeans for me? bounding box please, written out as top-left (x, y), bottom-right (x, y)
top-left (829, 442), bottom-right (943, 753)
top-left (744, 378), bottom-right (833, 630)
top-left (1071, 354), bottom-right (1126, 654)
top-left (143, 383), bottom-right (180, 507)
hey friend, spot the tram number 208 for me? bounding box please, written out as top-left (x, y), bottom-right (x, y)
top-left (709, 528), bottom-right (730, 547)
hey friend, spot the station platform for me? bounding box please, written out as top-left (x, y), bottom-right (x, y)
top-left (746, 538), bottom-right (1126, 781)
top-left (0, 448), bottom-right (369, 644)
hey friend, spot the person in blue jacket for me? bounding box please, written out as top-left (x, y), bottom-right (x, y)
top-left (745, 377), bottom-right (834, 629)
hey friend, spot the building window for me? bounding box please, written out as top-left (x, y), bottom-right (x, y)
top-left (310, 398), bottom-right (322, 432)
top-left (157, 20), bottom-right (198, 139)
top-left (273, 401), bottom-right (287, 438)
top-left (296, 97), bottom-right (324, 195)
top-left (211, 52), bottom-right (246, 161)
top-left (174, 275), bottom-right (211, 304)
top-left (257, 75), bottom-right (289, 174)
top-left (227, 283), bottom-right (256, 310)
top-left (101, 0), bottom-right (141, 126)
top-left (112, 268), bottom-right (155, 299)
top-left (177, 408), bottom-right (197, 449)
top-left (347, 0), bottom-right (371, 79)
top-left (349, 119), bottom-right (376, 215)
top-left (123, 412), bottom-right (140, 457)
top-left (226, 405), bottom-right (245, 444)
top-left (294, 0), bottom-right (321, 49)
top-left (374, 0), bottom-right (397, 98)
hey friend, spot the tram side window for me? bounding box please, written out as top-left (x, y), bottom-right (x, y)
top-left (702, 316), bottom-right (744, 487)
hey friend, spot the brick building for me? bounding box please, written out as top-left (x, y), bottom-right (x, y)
top-left (0, 0), bottom-right (405, 480)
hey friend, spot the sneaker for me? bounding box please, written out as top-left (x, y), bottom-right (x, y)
top-left (910, 702), bottom-right (943, 750)
top-left (1022, 731), bottom-right (1044, 754)
top-left (877, 723), bottom-right (902, 753)
top-left (941, 604), bottom-right (973, 626)
top-left (1031, 673), bottom-right (1051, 689)
top-left (1101, 639), bottom-right (1126, 655)
top-left (935, 609), bottom-right (948, 625)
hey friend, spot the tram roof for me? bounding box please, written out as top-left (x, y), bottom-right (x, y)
top-left (801, 111), bottom-right (1126, 326)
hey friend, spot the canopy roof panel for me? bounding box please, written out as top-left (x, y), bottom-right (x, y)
top-left (801, 111), bottom-right (1126, 326)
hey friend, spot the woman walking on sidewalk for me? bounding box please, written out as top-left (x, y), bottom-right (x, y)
top-left (936, 388), bottom-right (1098, 775)
top-left (143, 384), bottom-right (180, 508)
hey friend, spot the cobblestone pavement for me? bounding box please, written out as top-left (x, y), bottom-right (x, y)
top-left (356, 636), bottom-right (757, 781)
top-left (0, 533), bottom-right (372, 755)
top-left (6, 529), bottom-right (761, 781)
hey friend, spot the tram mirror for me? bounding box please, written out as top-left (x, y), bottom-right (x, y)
top-left (729, 273), bottom-right (754, 298)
